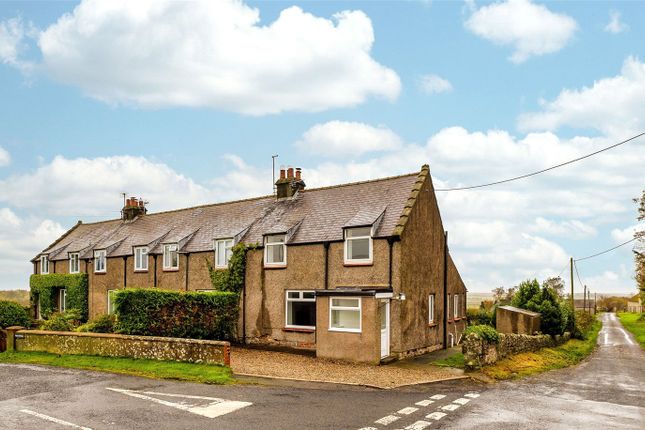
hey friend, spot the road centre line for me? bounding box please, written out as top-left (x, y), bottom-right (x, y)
top-left (453, 398), bottom-right (470, 405)
top-left (375, 415), bottom-right (400, 425)
top-left (415, 400), bottom-right (434, 407)
top-left (426, 411), bottom-right (447, 420)
top-left (429, 394), bottom-right (446, 400)
top-left (404, 420), bottom-right (432, 430)
top-left (397, 407), bottom-right (419, 415)
top-left (441, 403), bottom-right (460, 411)
top-left (19, 409), bottom-right (92, 430)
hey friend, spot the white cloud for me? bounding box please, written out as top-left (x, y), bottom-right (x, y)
top-left (0, 146), bottom-right (10, 166)
top-left (296, 121), bottom-right (403, 157)
top-left (611, 224), bottom-right (644, 243)
top-left (419, 74), bottom-right (453, 94)
top-left (464, 0), bottom-right (577, 63)
top-left (529, 217), bottom-right (597, 239)
top-left (518, 56), bottom-right (645, 136)
top-left (604, 10), bottom-right (628, 34)
top-left (18, 0), bottom-right (400, 115)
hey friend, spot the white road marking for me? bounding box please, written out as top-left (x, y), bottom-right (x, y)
top-left (429, 394), bottom-right (446, 400)
top-left (397, 407), bottom-right (419, 415)
top-left (441, 404), bottom-right (460, 411)
top-left (415, 399), bottom-right (434, 407)
top-left (426, 411), bottom-right (447, 420)
top-left (375, 415), bottom-right (400, 425)
top-left (604, 331), bottom-right (609, 345)
top-left (619, 328), bottom-right (635, 345)
top-left (105, 388), bottom-right (252, 419)
top-left (453, 398), bottom-right (470, 405)
top-left (464, 393), bottom-right (480, 399)
top-left (358, 428), bottom-right (378, 430)
top-left (404, 420), bottom-right (432, 430)
top-left (20, 409), bottom-right (92, 430)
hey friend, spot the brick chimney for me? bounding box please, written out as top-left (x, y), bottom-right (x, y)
top-left (275, 166), bottom-right (305, 199)
top-left (122, 196), bottom-right (147, 221)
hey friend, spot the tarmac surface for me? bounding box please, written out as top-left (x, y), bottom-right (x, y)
top-left (0, 312), bottom-right (642, 429)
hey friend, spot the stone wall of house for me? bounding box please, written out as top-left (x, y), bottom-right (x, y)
top-left (10, 329), bottom-right (230, 366)
top-left (462, 331), bottom-right (571, 370)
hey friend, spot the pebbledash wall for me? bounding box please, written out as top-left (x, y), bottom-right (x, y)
top-left (5, 328), bottom-right (230, 366)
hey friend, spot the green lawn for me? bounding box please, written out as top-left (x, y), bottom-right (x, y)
top-left (617, 312), bottom-right (645, 349)
top-left (482, 319), bottom-right (602, 380)
top-left (433, 352), bottom-right (465, 368)
top-left (0, 351), bottom-right (234, 384)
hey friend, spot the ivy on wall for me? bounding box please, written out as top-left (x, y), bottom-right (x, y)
top-left (206, 243), bottom-right (256, 294)
top-left (29, 274), bottom-right (89, 321)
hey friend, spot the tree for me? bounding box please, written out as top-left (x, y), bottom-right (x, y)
top-left (512, 279), bottom-right (541, 310)
top-left (492, 287), bottom-right (506, 302)
top-left (543, 276), bottom-right (565, 299)
top-left (635, 189), bottom-right (645, 305)
top-left (510, 279), bottom-right (568, 335)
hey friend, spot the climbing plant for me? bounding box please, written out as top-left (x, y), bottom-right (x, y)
top-left (29, 274), bottom-right (89, 321)
top-left (206, 243), bottom-right (256, 294)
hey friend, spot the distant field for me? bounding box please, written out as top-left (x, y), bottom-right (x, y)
top-left (0, 290), bottom-right (30, 306)
top-left (467, 292), bottom-right (494, 309)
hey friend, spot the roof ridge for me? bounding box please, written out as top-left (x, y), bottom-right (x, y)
top-left (393, 165), bottom-right (429, 237)
top-left (304, 171), bottom-right (419, 193)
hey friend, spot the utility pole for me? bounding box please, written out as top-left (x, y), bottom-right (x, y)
top-left (570, 257), bottom-right (575, 331)
top-left (583, 285), bottom-right (587, 312)
top-left (594, 292), bottom-right (597, 314)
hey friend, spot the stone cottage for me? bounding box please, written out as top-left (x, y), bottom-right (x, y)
top-left (31, 165), bottom-right (467, 363)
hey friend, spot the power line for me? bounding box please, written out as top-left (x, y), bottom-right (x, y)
top-left (574, 261), bottom-right (585, 289)
top-left (574, 237), bottom-right (637, 262)
top-left (435, 131), bottom-right (644, 191)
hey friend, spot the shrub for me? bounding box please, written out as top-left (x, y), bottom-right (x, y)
top-left (466, 308), bottom-right (493, 326)
top-left (510, 279), bottom-right (569, 336)
top-left (464, 324), bottom-right (500, 343)
top-left (29, 274), bottom-right (88, 321)
top-left (573, 310), bottom-right (595, 339)
top-left (114, 289), bottom-right (239, 340)
top-left (40, 309), bottom-right (83, 332)
top-left (76, 314), bottom-right (116, 333)
top-left (0, 300), bottom-right (30, 328)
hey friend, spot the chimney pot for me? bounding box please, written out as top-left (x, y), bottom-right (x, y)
top-left (295, 168), bottom-right (301, 180)
top-left (287, 167), bottom-right (294, 179)
top-left (279, 167), bottom-right (286, 180)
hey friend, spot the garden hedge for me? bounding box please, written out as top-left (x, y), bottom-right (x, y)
top-left (0, 300), bottom-right (30, 328)
top-left (29, 274), bottom-right (88, 321)
top-left (114, 288), bottom-right (239, 340)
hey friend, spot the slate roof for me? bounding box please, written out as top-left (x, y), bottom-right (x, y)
top-left (36, 167), bottom-right (427, 261)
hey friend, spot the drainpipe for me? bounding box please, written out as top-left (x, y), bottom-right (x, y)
top-left (387, 237), bottom-right (395, 289)
top-left (153, 255), bottom-right (158, 288)
top-left (443, 231), bottom-right (448, 350)
top-left (185, 253), bottom-right (190, 291)
top-left (242, 250), bottom-right (249, 344)
top-left (323, 241), bottom-right (330, 289)
top-left (123, 256), bottom-right (127, 288)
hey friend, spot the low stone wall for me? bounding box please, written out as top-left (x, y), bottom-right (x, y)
top-left (463, 331), bottom-right (570, 370)
top-left (8, 329), bottom-right (230, 366)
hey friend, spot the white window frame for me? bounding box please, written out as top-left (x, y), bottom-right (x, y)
top-left (107, 290), bottom-right (117, 315)
top-left (40, 255), bottom-right (49, 274)
top-left (428, 294), bottom-right (435, 324)
top-left (69, 253), bottom-right (80, 274)
top-left (59, 289), bottom-right (67, 312)
top-left (344, 226), bottom-right (373, 264)
top-left (163, 243), bottom-right (179, 270)
top-left (454, 294), bottom-right (459, 319)
top-left (134, 246), bottom-right (149, 271)
top-left (94, 250), bottom-right (106, 273)
top-left (285, 290), bottom-right (316, 330)
top-left (214, 238), bottom-right (234, 269)
top-left (264, 234), bottom-right (287, 267)
top-left (329, 296), bottom-right (362, 333)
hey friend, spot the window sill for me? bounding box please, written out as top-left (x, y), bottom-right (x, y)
top-left (94, 272), bottom-right (106, 275)
top-left (453, 317), bottom-right (462, 321)
top-left (343, 261), bottom-right (373, 267)
top-left (328, 328), bottom-right (361, 334)
top-left (264, 264), bottom-right (287, 270)
top-left (163, 268), bottom-right (179, 272)
top-left (427, 322), bottom-right (438, 327)
top-left (134, 270), bottom-right (149, 273)
top-left (282, 327), bottom-right (315, 333)
top-left (213, 266), bottom-right (228, 271)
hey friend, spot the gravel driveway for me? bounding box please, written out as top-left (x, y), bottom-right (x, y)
top-left (230, 347), bottom-right (464, 389)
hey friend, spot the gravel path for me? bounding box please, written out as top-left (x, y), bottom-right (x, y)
top-left (230, 347), bottom-right (464, 389)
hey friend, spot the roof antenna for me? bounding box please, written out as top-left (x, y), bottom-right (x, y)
top-left (272, 154), bottom-right (279, 196)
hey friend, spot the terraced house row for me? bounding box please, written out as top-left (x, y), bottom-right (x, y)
top-left (31, 165), bottom-right (467, 363)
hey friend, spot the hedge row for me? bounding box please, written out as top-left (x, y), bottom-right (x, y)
top-left (29, 274), bottom-right (89, 321)
top-left (0, 300), bottom-right (30, 328)
top-left (113, 289), bottom-right (239, 340)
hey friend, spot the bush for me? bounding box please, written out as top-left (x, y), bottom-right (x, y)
top-left (39, 309), bottom-right (83, 332)
top-left (511, 279), bottom-right (569, 336)
top-left (573, 310), bottom-right (595, 339)
top-left (76, 314), bottom-right (116, 333)
top-left (467, 308), bottom-right (493, 326)
top-left (0, 300), bottom-right (30, 328)
top-left (114, 289), bottom-right (239, 340)
top-left (464, 324), bottom-right (500, 343)
top-left (29, 274), bottom-right (88, 321)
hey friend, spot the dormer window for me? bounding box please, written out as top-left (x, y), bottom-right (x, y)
top-left (344, 226), bottom-right (373, 264)
top-left (264, 234), bottom-right (286, 267)
top-left (163, 243), bottom-right (179, 270)
top-left (214, 239), bottom-right (234, 269)
top-left (69, 253), bottom-right (80, 274)
top-left (134, 246), bottom-right (148, 271)
top-left (40, 255), bottom-right (49, 274)
top-left (94, 250), bottom-right (106, 273)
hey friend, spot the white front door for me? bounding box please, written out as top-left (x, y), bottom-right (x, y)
top-left (379, 300), bottom-right (390, 358)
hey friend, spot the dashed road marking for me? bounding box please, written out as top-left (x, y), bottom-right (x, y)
top-left (397, 407), bottom-right (419, 415)
top-left (429, 394), bottom-right (446, 400)
top-left (426, 411), bottom-right (447, 421)
top-left (404, 420), bottom-right (432, 430)
top-left (106, 388), bottom-right (252, 419)
top-left (415, 399), bottom-right (434, 407)
top-left (375, 415), bottom-right (401, 425)
top-left (464, 393), bottom-right (480, 399)
top-left (453, 398), bottom-right (470, 405)
top-left (358, 428), bottom-right (378, 430)
top-left (441, 403), bottom-right (460, 411)
top-left (19, 409), bottom-right (92, 430)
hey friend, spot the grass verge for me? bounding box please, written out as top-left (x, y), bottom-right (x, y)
top-left (481, 319), bottom-right (602, 380)
top-left (433, 352), bottom-right (465, 368)
top-left (0, 351), bottom-right (233, 384)
top-left (617, 312), bottom-right (645, 349)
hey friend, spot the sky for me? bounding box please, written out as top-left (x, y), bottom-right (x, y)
top-left (0, 0), bottom-right (643, 295)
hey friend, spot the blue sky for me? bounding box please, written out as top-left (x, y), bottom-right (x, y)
top-left (0, 0), bottom-right (643, 294)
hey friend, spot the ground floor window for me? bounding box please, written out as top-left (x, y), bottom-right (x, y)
top-left (330, 297), bottom-right (361, 332)
top-left (285, 290), bottom-right (316, 329)
top-left (107, 290), bottom-right (118, 315)
top-left (428, 294), bottom-right (435, 323)
top-left (59, 289), bottom-right (66, 312)
top-left (454, 294), bottom-right (459, 318)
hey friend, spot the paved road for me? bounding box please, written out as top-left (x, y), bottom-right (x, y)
top-left (0, 312), bottom-right (642, 429)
